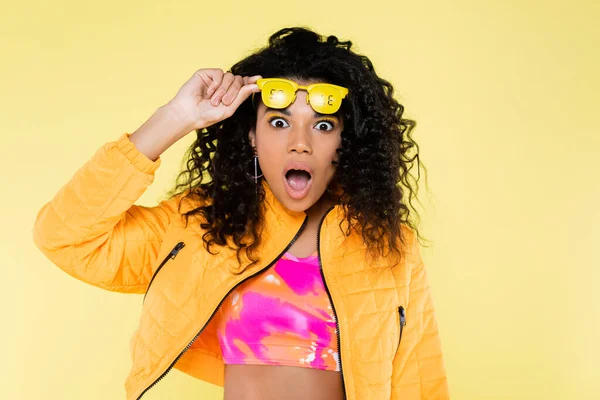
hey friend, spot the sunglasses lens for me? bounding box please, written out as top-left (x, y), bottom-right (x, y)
top-left (261, 81), bottom-right (295, 109)
top-left (308, 85), bottom-right (342, 114)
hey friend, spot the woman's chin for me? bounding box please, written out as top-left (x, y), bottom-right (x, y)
top-left (281, 196), bottom-right (314, 213)
top-left (272, 185), bottom-right (316, 213)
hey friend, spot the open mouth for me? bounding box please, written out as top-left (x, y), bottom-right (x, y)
top-left (283, 164), bottom-right (313, 199)
top-left (285, 169), bottom-right (312, 190)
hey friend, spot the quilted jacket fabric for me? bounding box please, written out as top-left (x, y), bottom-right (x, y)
top-left (32, 132), bottom-right (450, 399)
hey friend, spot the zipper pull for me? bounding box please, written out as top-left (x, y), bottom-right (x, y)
top-left (399, 306), bottom-right (406, 326)
top-left (169, 242), bottom-right (185, 259)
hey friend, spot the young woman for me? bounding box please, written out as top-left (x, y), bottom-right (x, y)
top-left (33, 27), bottom-right (449, 399)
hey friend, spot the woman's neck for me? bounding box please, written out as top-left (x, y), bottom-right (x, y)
top-left (304, 192), bottom-right (338, 225)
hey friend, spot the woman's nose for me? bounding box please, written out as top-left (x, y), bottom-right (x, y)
top-left (287, 126), bottom-right (312, 154)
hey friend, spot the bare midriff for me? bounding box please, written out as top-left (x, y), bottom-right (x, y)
top-left (224, 364), bottom-right (344, 400)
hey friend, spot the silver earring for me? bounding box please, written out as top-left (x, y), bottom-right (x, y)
top-left (245, 154), bottom-right (264, 196)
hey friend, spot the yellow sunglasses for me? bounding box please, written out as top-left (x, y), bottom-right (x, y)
top-left (252, 77), bottom-right (349, 114)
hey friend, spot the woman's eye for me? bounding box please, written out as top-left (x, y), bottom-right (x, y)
top-left (267, 117), bottom-right (335, 131)
top-left (268, 118), bottom-right (289, 128)
top-left (316, 120), bottom-right (335, 131)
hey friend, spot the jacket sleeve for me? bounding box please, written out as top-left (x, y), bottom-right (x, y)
top-left (32, 132), bottom-right (183, 294)
top-left (392, 229), bottom-right (450, 399)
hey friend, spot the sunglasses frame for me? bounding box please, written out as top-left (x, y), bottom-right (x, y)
top-left (252, 78), bottom-right (349, 114)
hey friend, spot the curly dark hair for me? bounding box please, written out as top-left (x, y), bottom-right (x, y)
top-left (166, 26), bottom-right (430, 273)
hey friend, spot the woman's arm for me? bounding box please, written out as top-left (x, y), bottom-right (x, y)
top-left (32, 106), bottom-right (189, 293)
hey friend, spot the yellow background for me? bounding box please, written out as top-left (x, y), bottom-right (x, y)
top-left (2, 0), bottom-right (598, 399)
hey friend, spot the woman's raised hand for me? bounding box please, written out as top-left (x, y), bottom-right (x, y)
top-left (167, 68), bottom-right (262, 132)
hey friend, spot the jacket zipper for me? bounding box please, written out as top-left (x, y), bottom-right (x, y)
top-left (317, 205), bottom-right (347, 400)
top-left (396, 306), bottom-right (406, 355)
top-left (136, 215), bottom-right (309, 400)
top-left (143, 241), bottom-right (186, 303)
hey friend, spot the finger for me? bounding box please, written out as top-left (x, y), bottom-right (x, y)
top-left (211, 72), bottom-right (235, 106)
top-left (225, 83), bottom-right (259, 113)
top-left (206, 69), bottom-right (224, 97)
top-left (241, 75), bottom-right (261, 86)
top-left (222, 76), bottom-right (244, 106)
top-left (247, 75), bottom-right (263, 84)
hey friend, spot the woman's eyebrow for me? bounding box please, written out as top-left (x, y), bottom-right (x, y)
top-left (264, 106), bottom-right (339, 119)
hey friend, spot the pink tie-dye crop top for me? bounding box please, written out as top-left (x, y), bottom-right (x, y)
top-left (214, 251), bottom-right (341, 372)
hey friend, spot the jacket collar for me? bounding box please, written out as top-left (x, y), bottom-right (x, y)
top-left (222, 179), bottom-right (344, 273)
top-left (261, 178), bottom-right (306, 225)
top-left (183, 178), bottom-right (348, 272)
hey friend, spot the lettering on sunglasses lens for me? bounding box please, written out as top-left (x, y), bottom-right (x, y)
top-left (312, 93), bottom-right (329, 108)
top-left (269, 88), bottom-right (284, 101)
top-left (315, 93), bottom-right (335, 108)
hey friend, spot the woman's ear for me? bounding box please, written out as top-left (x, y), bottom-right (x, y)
top-left (248, 129), bottom-right (256, 149)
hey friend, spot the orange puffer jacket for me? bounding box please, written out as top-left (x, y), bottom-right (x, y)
top-left (33, 132), bottom-right (450, 399)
